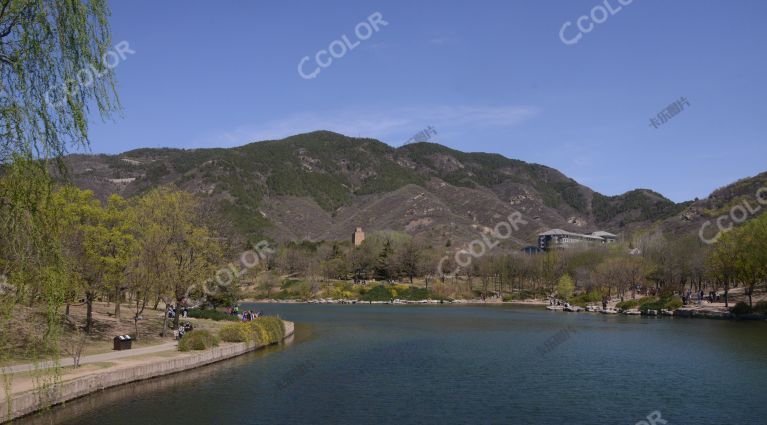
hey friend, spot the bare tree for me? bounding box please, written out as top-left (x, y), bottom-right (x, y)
top-left (63, 328), bottom-right (87, 369)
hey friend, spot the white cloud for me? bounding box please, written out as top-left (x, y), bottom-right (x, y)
top-left (203, 105), bottom-right (539, 148)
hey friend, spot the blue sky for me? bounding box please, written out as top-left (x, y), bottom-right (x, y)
top-left (89, 0), bottom-right (767, 202)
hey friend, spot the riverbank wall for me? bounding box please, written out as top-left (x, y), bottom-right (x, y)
top-left (0, 320), bottom-right (294, 423)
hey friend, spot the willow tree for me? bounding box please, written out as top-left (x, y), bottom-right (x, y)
top-left (0, 0), bottom-right (118, 161)
top-left (0, 156), bottom-right (70, 402)
top-left (0, 1), bottom-right (118, 409)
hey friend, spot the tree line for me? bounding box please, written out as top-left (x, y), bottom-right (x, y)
top-left (0, 159), bottom-right (227, 339)
top-left (259, 217), bottom-right (766, 308)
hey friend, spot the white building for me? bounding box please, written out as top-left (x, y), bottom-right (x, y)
top-left (538, 229), bottom-right (617, 250)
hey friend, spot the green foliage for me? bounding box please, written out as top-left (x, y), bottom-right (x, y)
top-left (615, 299), bottom-right (640, 310)
top-left (205, 281), bottom-right (242, 309)
top-left (359, 284), bottom-right (441, 301)
top-left (0, 0), bottom-right (120, 396)
top-left (0, 0), bottom-right (118, 161)
top-left (664, 297), bottom-right (683, 311)
top-left (359, 285), bottom-right (395, 301)
top-left (139, 187), bottom-right (223, 311)
top-left (569, 291), bottom-right (603, 307)
top-left (0, 158), bottom-right (65, 305)
top-left (639, 296), bottom-right (683, 311)
top-left (592, 190), bottom-right (684, 224)
top-left (218, 322), bottom-right (254, 342)
top-left (556, 274), bottom-right (575, 300)
top-left (250, 317), bottom-right (285, 345)
top-left (178, 330), bottom-right (220, 351)
top-left (616, 296), bottom-right (658, 310)
top-left (217, 317), bottom-right (285, 345)
top-left (555, 180), bottom-right (588, 212)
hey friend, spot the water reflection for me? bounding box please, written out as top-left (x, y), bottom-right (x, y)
top-left (14, 305), bottom-right (767, 425)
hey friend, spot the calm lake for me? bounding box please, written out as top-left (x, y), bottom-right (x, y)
top-left (18, 304), bottom-right (767, 425)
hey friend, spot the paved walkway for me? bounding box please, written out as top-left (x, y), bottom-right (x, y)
top-left (2, 341), bottom-right (178, 374)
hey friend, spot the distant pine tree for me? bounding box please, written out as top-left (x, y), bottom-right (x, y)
top-left (375, 239), bottom-right (393, 281)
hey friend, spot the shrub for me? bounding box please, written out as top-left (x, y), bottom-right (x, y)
top-left (505, 290), bottom-right (537, 301)
top-left (359, 285), bottom-right (395, 301)
top-left (664, 296), bottom-right (683, 311)
top-left (616, 299), bottom-right (640, 310)
top-left (218, 317), bottom-right (285, 345)
top-left (639, 296), bottom-right (682, 311)
top-left (178, 330), bottom-right (220, 351)
top-left (639, 296), bottom-right (660, 309)
top-left (219, 322), bottom-right (255, 342)
top-left (730, 302), bottom-right (753, 316)
top-left (249, 317), bottom-right (285, 345)
top-left (357, 284), bottom-right (445, 302)
top-left (187, 309), bottom-right (239, 321)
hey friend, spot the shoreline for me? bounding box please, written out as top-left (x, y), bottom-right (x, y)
top-left (0, 321), bottom-right (294, 424)
top-left (243, 299), bottom-right (767, 321)
top-left (244, 298), bottom-right (548, 306)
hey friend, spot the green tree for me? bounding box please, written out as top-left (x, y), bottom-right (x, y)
top-left (375, 239), bottom-right (394, 281)
top-left (707, 231), bottom-right (739, 308)
top-left (0, 158), bottom-right (69, 372)
top-left (0, 0), bottom-right (118, 161)
top-left (55, 185), bottom-right (106, 333)
top-left (556, 274), bottom-right (575, 300)
top-left (732, 214), bottom-right (767, 307)
top-left (128, 192), bottom-right (175, 339)
top-left (140, 187), bottom-right (223, 332)
top-left (91, 194), bottom-right (137, 320)
top-left (0, 0), bottom-right (119, 400)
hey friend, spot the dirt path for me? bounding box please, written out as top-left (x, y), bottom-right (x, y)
top-left (3, 341), bottom-right (178, 374)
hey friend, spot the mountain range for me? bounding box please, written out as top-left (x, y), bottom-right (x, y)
top-left (63, 131), bottom-right (767, 248)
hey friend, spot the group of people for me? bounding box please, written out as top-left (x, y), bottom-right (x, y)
top-left (173, 322), bottom-right (193, 340)
top-left (225, 305), bottom-right (263, 322)
top-left (166, 305), bottom-right (188, 319)
top-left (241, 310), bottom-right (263, 321)
top-left (682, 289), bottom-right (724, 305)
top-left (549, 298), bottom-right (573, 308)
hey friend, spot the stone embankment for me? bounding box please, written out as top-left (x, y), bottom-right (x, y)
top-left (0, 321), bottom-right (294, 423)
